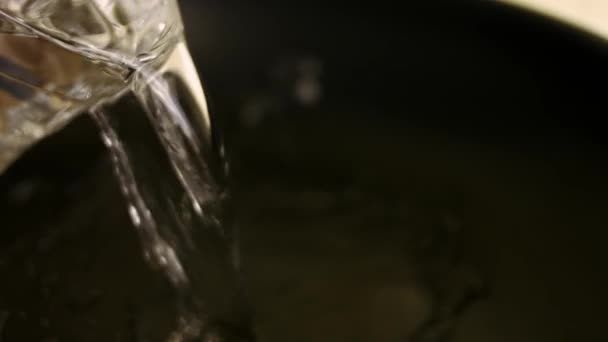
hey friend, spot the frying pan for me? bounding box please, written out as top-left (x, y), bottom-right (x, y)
top-left (0, 1), bottom-right (607, 341)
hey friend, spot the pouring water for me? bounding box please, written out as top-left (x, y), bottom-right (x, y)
top-left (0, 1), bottom-right (251, 341)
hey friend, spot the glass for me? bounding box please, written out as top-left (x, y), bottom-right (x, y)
top-left (0, 0), bottom-right (189, 172)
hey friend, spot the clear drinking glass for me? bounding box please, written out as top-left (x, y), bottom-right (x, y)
top-left (0, 0), bottom-right (202, 171)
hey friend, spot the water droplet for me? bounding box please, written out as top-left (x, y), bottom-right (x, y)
top-left (101, 133), bottom-right (113, 148)
top-left (128, 205), bottom-right (141, 226)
